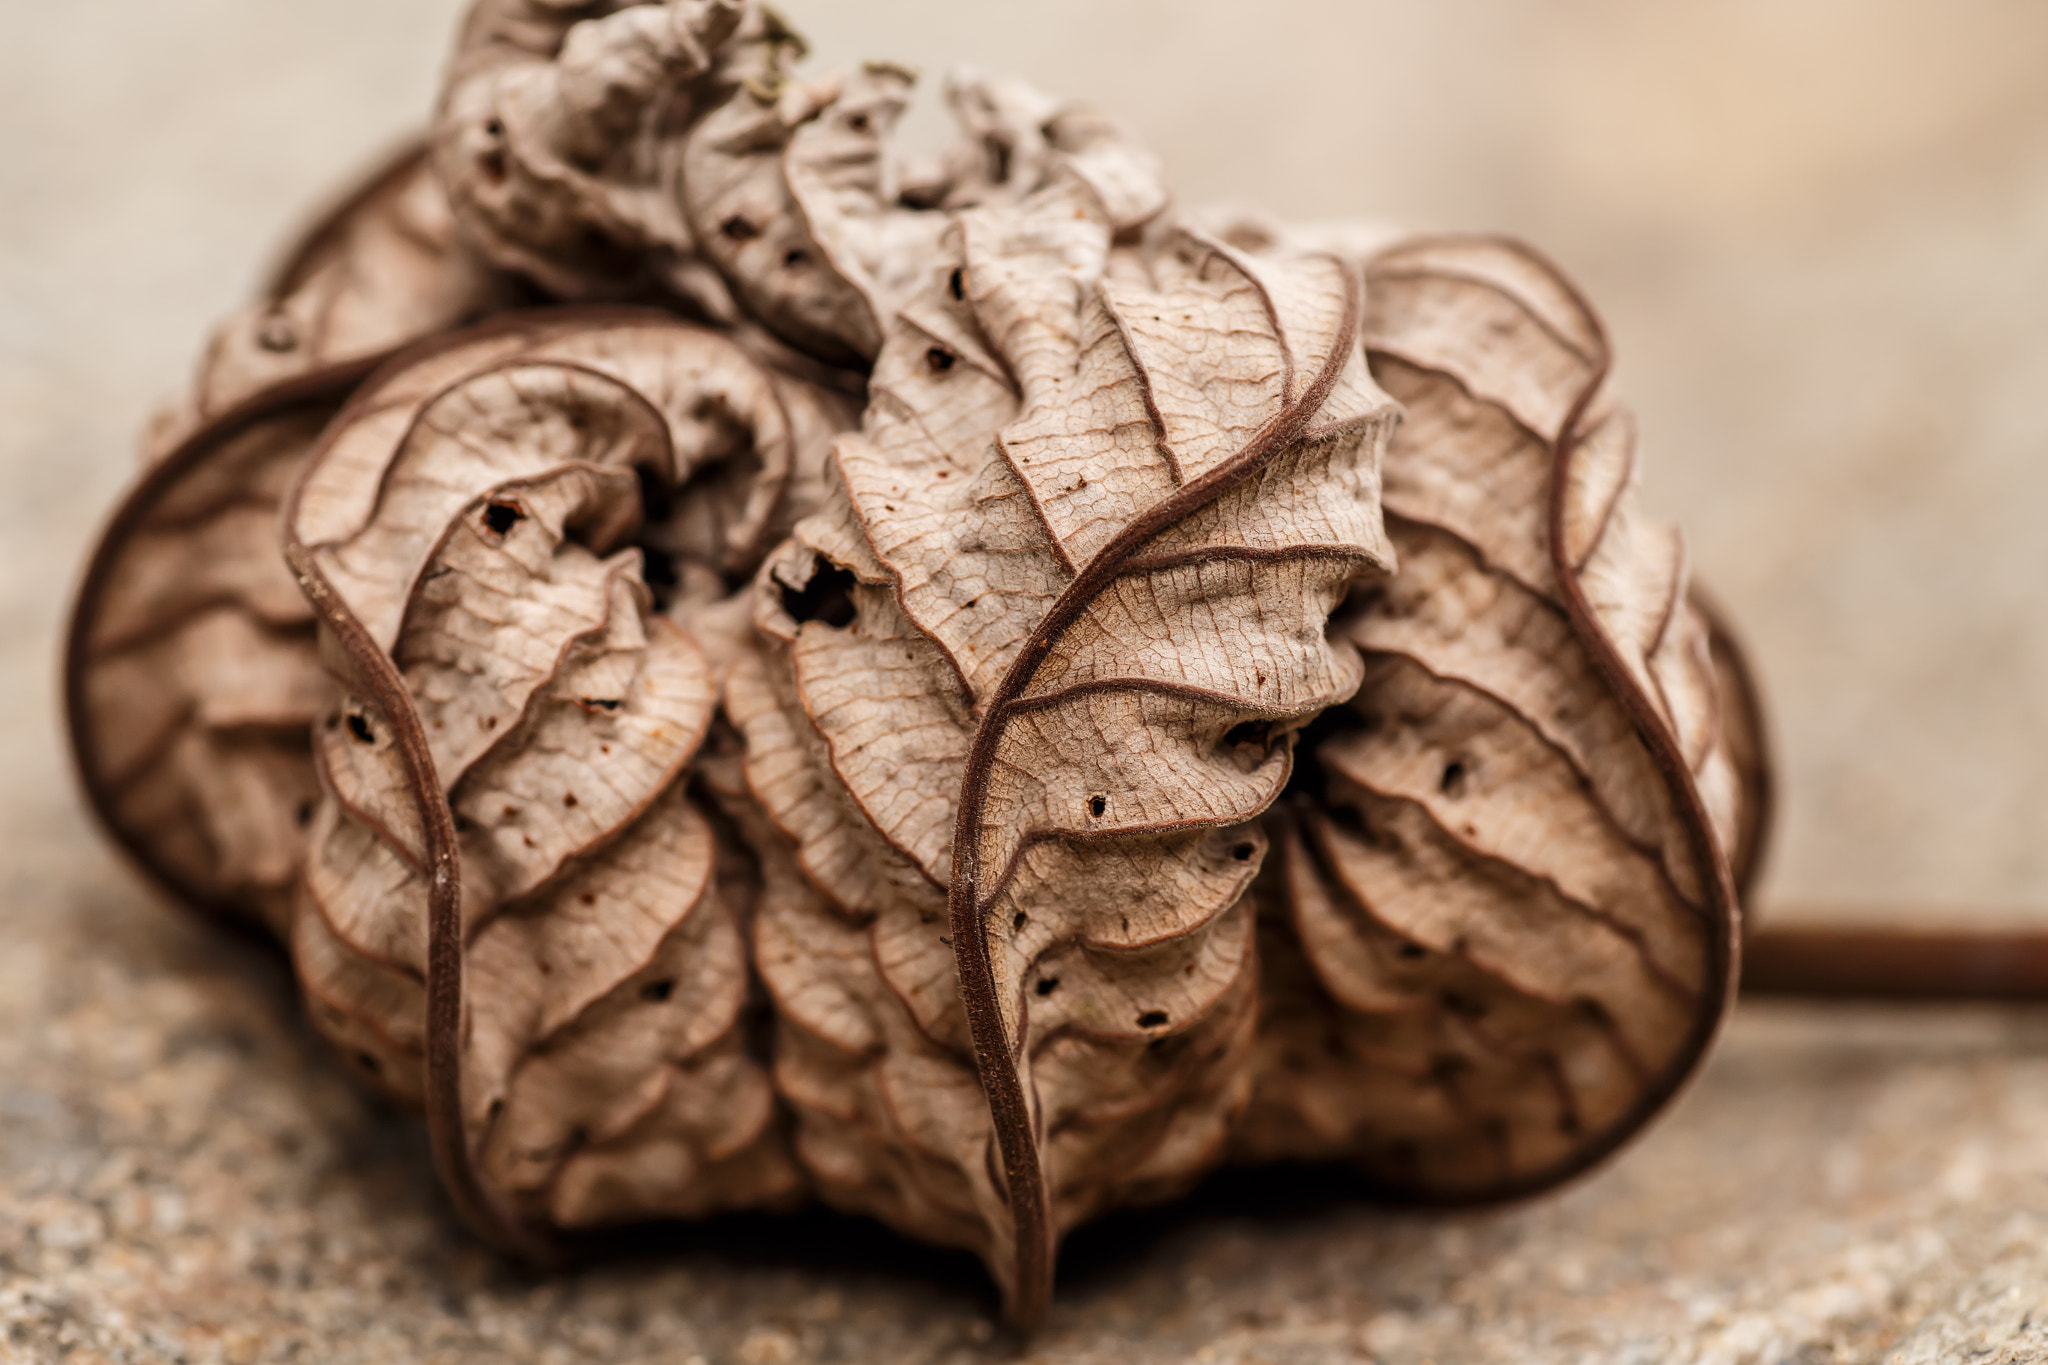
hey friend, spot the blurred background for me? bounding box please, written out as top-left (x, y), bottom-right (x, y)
top-left (5, 0), bottom-right (2047, 918)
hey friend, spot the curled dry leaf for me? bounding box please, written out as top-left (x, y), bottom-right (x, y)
top-left (278, 311), bottom-right (859, 1238)
top-left (66, 0), bottom-right (1777, 1332)
top-left (738, 177), bottom-right (1398, 1319)
top-left (69, 378), bottom-right (354, 937)
top-left (435, 0), bottom-right (1162, 370)
top-left (1238, 236), bottom-right (1745, 1196)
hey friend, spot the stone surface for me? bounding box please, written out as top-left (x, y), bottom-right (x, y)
top-left (7, 2), bottom-right (2048, 1362)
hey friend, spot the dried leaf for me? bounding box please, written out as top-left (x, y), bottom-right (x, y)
top-left (65, 1), bottom-right (1779, 1332)
top-left (69, 380), bottom-right (354, 934)
top-left (280, 311), bottom-right (843, 1244)
top-left (739, 183), bottom-right (1397, 1319)
top-left (1240, 235), bottom-right (1748, 1198)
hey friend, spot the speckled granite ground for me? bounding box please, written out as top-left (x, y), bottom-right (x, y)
top-left (8, 3), bottom-right (2048, 1362)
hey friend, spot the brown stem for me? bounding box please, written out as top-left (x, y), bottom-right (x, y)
top-left (1743, 920), bottom-right (2048, 1000)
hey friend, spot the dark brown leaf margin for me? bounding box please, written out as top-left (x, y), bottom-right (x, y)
top-left (276, 305), bottom-right (724, 1263)
top-left (65, 354), bottom-right (388, 936)
top-left (1470, 234), bottom-right (1740, 1203)
top-left (946, 259), bottom-right (1364, 1329)
top-left (1690, 584), bottom-right (1773, 908)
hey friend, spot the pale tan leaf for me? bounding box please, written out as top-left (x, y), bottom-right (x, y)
top-left (742, 176), bottom-right (1396, 1317)
top-left (280, 308), bottom-right (807, 1245)
top-left (1247, 233), bottom-right (1751, 1203)
top-left (69, 389), bottom-right (344, 936)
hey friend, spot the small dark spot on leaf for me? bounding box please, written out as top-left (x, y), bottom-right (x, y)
top-left (536, 959), bottom-right (552, 976)
top-left (1137, 1010), bottom-right (1169, 1029)
top-left (925, 346), bottom-right (955, 373)
top-left (502, 804), bottom-right (518, 819)
top-left (781, 560), bottom-right (858, 629)
top-left (346, 714), bottom-right (375, 745)
top-left (582, 697), bottom-right (623, 712)
top-left (1035, 977), bottom-right (1060, 997)
top-left (483, 715), bottom-right (498, 730)
top-left (483, 501), bottom-right (523, 536)
top-left (487, 1098), bottom-right (503, 1121)
top-left (720, 214), bottom-right (758, 240)
top-left (784, 247), bottom-right (810, 269)
top-left (580, 893), bottom-right (597, 907)
top-left (483, 117), bottom-right (504, 139)
top-left (1087, 794), bottom-right (1107, 818)
top-left (562, 792), bottom-right (579, 808)
top-left (1397, 942), bottom-right (1428, 961)
top-left (295, 800), bottom-right (315, 827)
top-left (845, 112), bottom-right (870, 134)
top-left (640, 978), bottom-right (675, 1003)
top-left (257, 314), bottom-right (297, 353)
top-left (352, 1051), bottom-right (381, 1075)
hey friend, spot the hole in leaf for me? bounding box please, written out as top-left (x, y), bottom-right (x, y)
top-left (1230, 842), bottom-right (1255, 862)
top-left (1439, 760), bottom-right (1468, 797)
top-left (1137, 1010), bottom-right (1169, 1029)
top-left (483, 501), bottom-right (523, 535)
top-left (720, 215), bottom-right (758, 240)
top-left (581, 697), bottom-right (623, 712)
top-left (1012, 912), bottom-right (1027, 932)
top-left (1397, 942), bottom-right (1428, 961)
top-left (487, 1098), bottom-right (503, 1121)
top-left (784, 247), bottom-right (810, 269)
top-left (948, 267), bottom-right (965, 301)
top-left (640, 979), bottom-right (675, 1003)
top-left (1087, 794), bottom-right (1107, 819)
top-left (780, 560), bottom-right (858, 629)
top-left (346, 714), bottom-right (375, 745)
top-left (1035, 977), bottom-right (1059, 998)
top-left (925, 346), bottom-right (955, 374)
